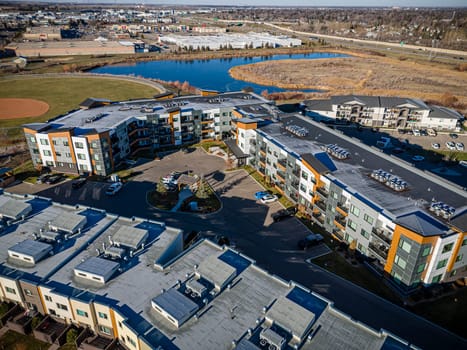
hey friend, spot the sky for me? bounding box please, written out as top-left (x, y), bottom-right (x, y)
top-left (13, 0), bottom-right (467, 7)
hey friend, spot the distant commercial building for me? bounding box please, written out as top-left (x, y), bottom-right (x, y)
top-left (23, 92), bottom-right (273, 176)
top-left (160, 32), bottom-right (302, 50)
top-left (6, 40), bottom-right (136, 57)
top-left (23, 26), bottom-right (62, 41)
top-left (0, 191), bottom-right (418, 349)
top-left (302, 95), bottom-right (463, 131)
top-left (234, 114), bottom-right (467, 291)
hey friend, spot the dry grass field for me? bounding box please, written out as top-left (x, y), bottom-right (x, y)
top-left (229, 54), bottom-right (467, 114)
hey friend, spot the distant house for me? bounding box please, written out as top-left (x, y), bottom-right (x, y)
top-left (302, 95), bottom-right (463, 131)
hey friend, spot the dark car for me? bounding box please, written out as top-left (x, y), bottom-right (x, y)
top-left (298, 233), bottom-right (324, 250)
top-left (36, 174), bottom-right (51, 184)
top-left (71, 178), bottom-right (87, 189)
top-left (45, 174), bottom-right (63, 184)
top-left (450, 133), bottom-right (459, 139)
top-left (272, 206), bottom-right (298, 222)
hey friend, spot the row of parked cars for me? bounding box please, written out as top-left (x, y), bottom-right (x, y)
top-left (37, 173), bottom-right (64, 185)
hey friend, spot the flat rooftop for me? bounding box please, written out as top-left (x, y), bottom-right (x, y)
top-left (259, 115), bottom-right (467, 224)
top-left (27, 92), bottom-right (271, 134)
top-left (0, 193), bottom-right (112, 279)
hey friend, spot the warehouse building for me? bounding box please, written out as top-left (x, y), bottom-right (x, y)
top-left (23, 92), bottom-right (273, 176)
top-left (234, 114), bottom-right (467, 291)
top-left (0, 190), bottom-right (418, 350)
top-left (302, 95), bottom-right (464, 131)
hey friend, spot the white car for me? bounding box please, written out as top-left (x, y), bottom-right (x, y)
top-left (455, 142), bottom-right (464, 151)
top-left (431, 143), bottom-right (440, 150)
top-left (105, 182), bottom-right (123, 195)
top-left (412, 129), bottom-right (421, 136)
top-left (446, 141), bottom-right (456, 150)
top-left (260, 194), bottom-right (278, 204)
top-left (412, 155), bottom-right (425, 162)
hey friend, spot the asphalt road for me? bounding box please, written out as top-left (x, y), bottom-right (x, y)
top-left (8, 148), bottom-right (467, 349)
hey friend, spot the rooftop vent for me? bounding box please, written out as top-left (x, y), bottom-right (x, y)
top-left (324, 144), bottom-right (350, 160)
top-left (370, 169), bottom-right (408, 192)
top-left (85, 113), bottom-right (107, 123)
top-left (429, 201), bottom-right (455, 219)
top-left (285, 124), bottom-right (308, 138)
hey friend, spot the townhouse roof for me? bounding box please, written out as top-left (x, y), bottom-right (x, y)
top-left (74, 256), bottom-right (120, 280)
top-left (8, 239), bottom-right (53, 262)
top-left (112, 225), bottom-right (148, 250)
top-left (0, 199), bottom-right (32, 220)
top-left (151, 288), bottom-right (199, 324)
top-left (49, 211), bottom-right (87, 234)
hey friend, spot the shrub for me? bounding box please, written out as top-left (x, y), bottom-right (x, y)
top-left (66, 328), bottom-right (78, 344)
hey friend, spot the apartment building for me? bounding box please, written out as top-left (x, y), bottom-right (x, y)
top-left (23, 92), bottom-right (272, 176)
top-left (0, 191), bottom-right (420, 349)
top-left (235, 114), bottom-right (467, 290)
top-left (302, 95), bottom-right (463, 131)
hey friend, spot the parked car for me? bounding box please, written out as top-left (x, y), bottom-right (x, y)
top-left (412, 155), bottom-right (425, 162)
top-left (446, 141), bottom-right (456, 150)
top-left (431, 143), bottom-right (440, 150)
top-left (105, 182), bottom-right (123, 195)
top-left (71, 177), bottom-right (87, 189)
top-left (260, 194), bottom-right (278, 204)
top-left (45, 174), bottom-right (63, 184)
top-left (459, 160), bottom-right (467, 168)
top-left (254, 191), bottom-right (270, 200)
top-left (427, 128), bottom-right (437, 136)
top-left (298, 233), bottom-right (324, 250)
top-left (392, 147), bottom-right (404, 154)
top-left (271, 207), bottom-right (298, 222)
top-left (420, 129), bottom-right (428, 136)
top-left (449, 133), bottom-right (459, 139)
top-left (412, 129), bottom-right (421, 136)
top-left (36, 174), bottom-right (51, 184)
top-left (455, 142), bottom-right (464, 151)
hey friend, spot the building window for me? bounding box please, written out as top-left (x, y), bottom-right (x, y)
top-left (301, 172), bottom-right (308, 180)
top-left (77, 153), bottom-right (86, 160)
top-left (94, 154), bottom-right (100, 161)
top-left (357, 243), bottom-right (366, 254)
top-left (360, 228), bottom-right (369, 239)
top-left (49, 309), bottom-right (57, 316)
top-left (56, 303), bottom-right (68, 311)
top-left (24, 289), bottom-right (32, 296)
top-left (417, 263), bottom-right (426, 273)
top-left (95, 165), bottom-right (102, 171)
top-left (98, 325), bottom-right (112, 335)
top-left (127, 336), bottom-right (136, 347)
top-left (63, 141), bottom-right (69, 146)
top-left (363, 214), bottom-right (374, 225)
top-left (350, 205), bottom-right (360, 217)
top-left (46, 161), bottom-right (54, 166)
top-left (436, 259), bottom-right (448, 269)
top-left (76, 309), bottom-right (88, 317)
top-left (399, 240), bottom-right (412, 254)
top-left (432, 274), bottom-right (442, 283)
top-left (462, 238), bottom-right (467, 246)
top-left (65, 152), bottom-right (71, 158)
top-left (45, 295), bottom-right (52, 302)
top-left (55, 152), bottom-right (61, 157)
top-left (75, 142), bottom-right (84, 149)
top-left (5, 287), bottom-right (16, 294)
top-left (98, 312), bottom-right (108, 319)
top-left (118, 321), bottom-right (122, 328)
top-left (347, 219), bottom-right (357, 231)
top-left (456, 254), bottom-right (463, 262)
top-left (395, 255), bottom-right (407, 269)
top-left (30, 136), bottom-right (36, 143)
top-left (442, 243), bottom-right (454, 254)
top-left (421, 246), bottom-right (431, 257)
top-left (40, 139), bottom-right (49, 146)
top-left (43, 150), bottom-right (52, 156)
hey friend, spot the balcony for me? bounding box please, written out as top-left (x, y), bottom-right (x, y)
top-left (277, 158), bottom-right (287, 170)
top-left (335, 214), bottom-right (346, 227)
top-left (312, 212), bottom-right (325, 225)
top-left (371, 228), bottom-right (392, 246)
top-left (337, 202), bottom-right (349, 213)
top-left (317, 187), bottom-right (329, 198)
top-left (249, 139), bottom-right (257, 146)
top-left (259, 155), bottom-right (266, 163)
top-left (368, 242), bottom-right (389, 260)
top-left (292, 168), bottom-right (301, 178)
top-left (276, 171), bottom-right (285, 182)
top-left (315, 199), bottom-right (326, 212)
top-left (291, 180), bottom-right (299, 190)
top-left (332, 228), bottom-right (345, 241)
top-left (259, 145), bottom-right (267, 152)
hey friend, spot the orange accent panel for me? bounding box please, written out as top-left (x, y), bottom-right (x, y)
top-left (232, 110), bottom-right (243, 119)
top-left (302, 160), bottom-right (321, 186)
top-left (23, 127), bottom-right (38, 135)
top-left (37, 287), bottom-right (48, 315)
top-left (336, 206), bottom-right (348, 216)
top-left (237, 122), bottom-right (257, 130)
top-left (109, 308), bottom-right (119, 338)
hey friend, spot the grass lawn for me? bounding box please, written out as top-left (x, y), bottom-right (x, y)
top-left (0, 77), bottom-right (160, 131)
top-left (195, 140), bottom-right (229, 153)
top-left (0, 330), bottom-right (50, 350)
top-left (411, 287), bottom-right (467, 338)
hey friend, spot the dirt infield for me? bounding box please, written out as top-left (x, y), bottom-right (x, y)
top-left (0, 98), bottom-right (49, 119)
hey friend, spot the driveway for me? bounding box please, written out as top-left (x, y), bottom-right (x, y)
top-left (6, 148), bottom-right (467, 349)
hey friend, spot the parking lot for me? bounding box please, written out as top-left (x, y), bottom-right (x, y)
top-left (6, 147), bottom-right (466, 349)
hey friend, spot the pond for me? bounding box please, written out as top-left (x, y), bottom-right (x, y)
top-left (91, 52), bottom-right (347, 93)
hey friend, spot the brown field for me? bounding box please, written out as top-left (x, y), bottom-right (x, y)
top-left (0, 98), bottom-right (49, 119)
top-left (229, 54), bottom-right (467, 113)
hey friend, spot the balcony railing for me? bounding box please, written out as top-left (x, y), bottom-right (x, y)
top-left (315, 200), bottom-right (326, 211)
top-left (292, 168), bottom-right (301, 177)
top-left (276, 171), bottom-right (286, 182)
top-left (332, 228), bottom-right (345, 241)
top-left (371, 228), bottom-right (392, 246)
top-left (335, 214), bottom-right (346, 227)
top-left (317, 187), bottom-right (329, 197)
top-left (291, 180), bottom-right (299, 190)
top-left (337, 202), bottom-right (349, 213)
top-left (368, 242), bottom-right (388, 260)
top-left (312, 212), bottom-right (325, 225)
top-left (277, 159), bottom-right (287, 170)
